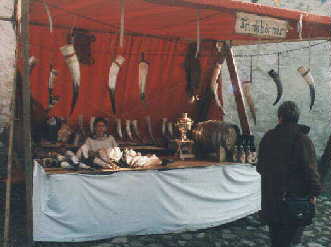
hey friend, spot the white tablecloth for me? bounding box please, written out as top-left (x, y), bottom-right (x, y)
top-left (33, 162), bottom-right (261, 242)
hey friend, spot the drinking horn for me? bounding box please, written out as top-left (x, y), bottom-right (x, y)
top-left (60, 44), bottom-right (80, 114)
top-left (145, 116), bottom-right (156, 144)
top-left (210, 63), bottom-right (226, 115)
top-left (138, 53), bottom-right (149, 101)
top-left (108, 55), bottom-right (125, 114)
top-left (268, 69), bottom-right (283, 105)
top-left (242, 81), bottom-right (256, 125)
top-left (297, 66), bottom-right (315, 110)
top-left (116, 118), bottom-right (123, 140)
top-left (125, 120), bottom-right (134, 141)
top-left (167, 122), bottom-right (174, 138)
top-left (131, 120), bottom-right (142, 141)
top-left (29, 56), bottom-right (39, 74)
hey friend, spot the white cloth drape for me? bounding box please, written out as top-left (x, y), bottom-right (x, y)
top-left (33, 162), bottom-right (261, 242)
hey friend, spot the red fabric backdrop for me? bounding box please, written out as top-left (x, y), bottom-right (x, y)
top-left (29, 25), bottom-right (223, 138)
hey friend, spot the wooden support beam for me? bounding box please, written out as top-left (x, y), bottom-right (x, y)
top-left (21, 0), bottom-right (34, 246)
top-left (224, 42), bottom-right (252, 135)
top-left (3, 68), bottom-right (17, 247)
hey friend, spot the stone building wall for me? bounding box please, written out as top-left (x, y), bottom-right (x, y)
top-left (222, 0), bottom-right (331, 156)
top-left (0, 0), bottom-right (16, 133)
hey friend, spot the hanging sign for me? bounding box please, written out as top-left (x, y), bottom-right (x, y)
top-left (235, 12), bottom-right (288, 39)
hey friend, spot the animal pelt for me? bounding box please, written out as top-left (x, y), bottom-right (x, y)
top-left (184, 42), bottom-right (201, 101)
top-left (67, 28), bottom-right (96, 65)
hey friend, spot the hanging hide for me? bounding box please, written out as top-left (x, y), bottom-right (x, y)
top-left (116, 118), bottom-right (123, 140)
top-left (67, 28), bottom-right (96, 65)
top-left (184, 42), bottom-right (201, 102)
top-left (125, 120), bottom-right (134, 141)
top-left (145, 116), bottom-right (156, 144)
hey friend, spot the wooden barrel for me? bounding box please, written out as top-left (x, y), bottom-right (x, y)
top-left (192, 120), bottom-right (240, 158)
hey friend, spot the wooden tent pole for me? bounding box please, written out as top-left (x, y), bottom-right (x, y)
top-left (3, 73), bottom-right (17, 247)
top-left (224, 42), bottom-right (252, 135)
top-left (21, 0), bottom-right (33, 246)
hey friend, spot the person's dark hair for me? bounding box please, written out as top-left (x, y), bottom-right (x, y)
top-left (93, 117), bottom-right (108, 129)
top-left (277, 101), bottom-right (300, 123)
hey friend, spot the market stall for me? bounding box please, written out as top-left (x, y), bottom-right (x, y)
top-left (8, 0), bottom-right (331, 245)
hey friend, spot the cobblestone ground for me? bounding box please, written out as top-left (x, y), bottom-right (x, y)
top-left (0, 173), bottom-right (329, 247)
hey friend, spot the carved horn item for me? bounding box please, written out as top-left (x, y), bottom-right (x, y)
top-left (268, 69), bottom-right (283, 106)
top-left (90, 116), bottom-right (95, 134)
top-left (125, 120), bottom-right (134, 141)
top-left (60, 44), bottom-right (81, 114)
top-left (139, 53), bottom-right (149, 101)
top-left (242, 81), bottom-right (256, 125)
top-left (131, 120), bottom-right (142, 141)
top-left (162, 118), bottom-right (168, 137)
top-left (116, 118), bottom-right (123, 140)
top-left (297, 66), bottom-right (316, 110)
top-left (210, 63), bottom-right (226, 115)
top-left (167, 122), bottom-right (174, 138)
top-left (145, 116), bottom-right (156, 144)
top-left (108, 55), bottom-right (125, 114)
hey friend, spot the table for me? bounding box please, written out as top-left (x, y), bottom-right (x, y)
top-left (33, 161), bottom-right (261, 242)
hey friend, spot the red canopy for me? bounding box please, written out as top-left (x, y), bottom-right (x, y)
top-left (30, 0), bottom-right (330, 44)
top-left (28, 0), bottom-right (330, 134)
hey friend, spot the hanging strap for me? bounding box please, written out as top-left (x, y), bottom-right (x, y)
top-left (195, 9), bottom-right (200, 58)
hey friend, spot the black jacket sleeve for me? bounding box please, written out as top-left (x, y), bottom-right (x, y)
top-left (297, 135), bottom-right (322, 197)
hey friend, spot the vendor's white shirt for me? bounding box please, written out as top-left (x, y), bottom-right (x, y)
top-left (84, 135), bottom-right (118, 152)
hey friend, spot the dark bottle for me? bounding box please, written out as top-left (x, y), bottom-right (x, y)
top-left (232, 145), bottom-right (239, 162)
top-left (238, 144), bottom-right (246, 164)
top-left (247, 135), bottom-right (257, 164)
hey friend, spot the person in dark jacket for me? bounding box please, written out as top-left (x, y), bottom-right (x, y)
top-left (256, 101), bottom-right (321, 247)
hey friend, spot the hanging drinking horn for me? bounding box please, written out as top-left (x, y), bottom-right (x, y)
top-left (116, 118), bottom-right (123, 140)
top-left (242, 81), bottom-right (256, 125)
top-left (108, 55), bottom-right (125, 114)
top-left (60, 44), bottom-right (81, 114)
top-left (268, 69), bottom-right (283, 105)
top-left (125, 120), bottom-right (134, 141)
top-left (297, 66), bottom-right (316, 110)
top-left (29, 56), bottom-right (39, 74)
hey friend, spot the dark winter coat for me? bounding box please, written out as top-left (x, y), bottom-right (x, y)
top-left (256, 122), bottom-right (321, 224)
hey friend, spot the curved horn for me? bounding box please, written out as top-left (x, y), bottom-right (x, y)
top-left (60, 45), bottom-right (80, 114)
top-left (242, 81), bottom-right (256, 125)
top-left (297, 66), bottom-right (316, 110)
top-left (268, 69), bottom-right (283, 105)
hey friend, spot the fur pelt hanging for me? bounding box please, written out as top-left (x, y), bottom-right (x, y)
top-left (67, 28), bottom-right (96, 65)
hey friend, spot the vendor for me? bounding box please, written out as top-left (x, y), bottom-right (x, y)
top-left (76, 117), bottom-right (118, 159)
